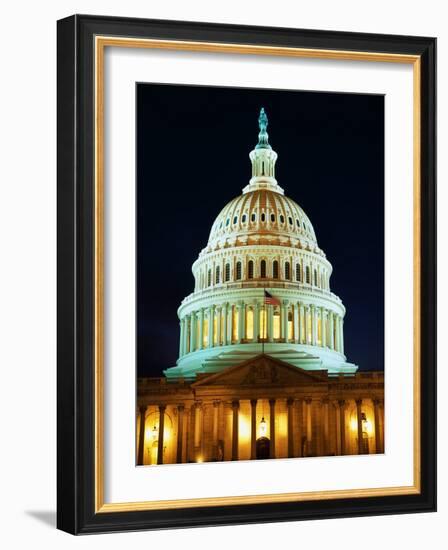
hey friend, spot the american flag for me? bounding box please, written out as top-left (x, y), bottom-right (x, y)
top-left (264, 290), bottom-right (280, 306)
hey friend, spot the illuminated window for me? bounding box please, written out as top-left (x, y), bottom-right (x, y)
top-left (296, 263), bottom-right (301, 282)
top-left (236, 261), bottom-right (242, 280)
top-left (273, 260), bottom-right (279, 279)
top-left (232, 306), bottom-right (239, 343)
top-left (202, 318), bottom-right (209, 348)
top-left (260, 260), bottom-right (266, 278)
top-left (220, 309), bottom-right (225, 345)
top-left (259, 308), bottom-right (267, 339)
top-left (215, 265), bottom-right (220, 284)
top-left (273, 310), bottom-right (281, 339)
top-left (307, 311), bottom-right (312, 344)
top-left (225, 263), bottom-right (230, 282)
top-left (285, 261), bottom-right (291, 280)
top-left (306, 266), bottom-right (311, 284)
top-left (317, 316), bottom-right (322, 345)
top-left (213, 312), bottom-right (218, 345)
top-left (246, 308), bottom-right (254, 340)
top-left (248, 260), bottom-right (254, 279)
top-left (207, 269), bottom-right (211, 287)
top-left (288, 310), bottom-right (294, 340)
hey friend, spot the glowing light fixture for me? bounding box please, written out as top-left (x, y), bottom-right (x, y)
top-left (260, 416), bottom-right (267, 437)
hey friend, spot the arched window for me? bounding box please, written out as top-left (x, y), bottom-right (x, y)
top-left (207, 269), bottom-right (212, 287)
top-left (233, 215), bottom-right (238, 225)
top-left (242, 214), bottom-right (247, 223)
top-left (251, 213), bottom-right (256, 222)
top-left (270, 213), bottom-right (275, 223)
top-left (285, 261), bottom-right (291, 280)
top-left (296, 263), bottom-right (301, 282)
top-left (225, 263), bottom-right (230, 282)
top-left (215, 265), bottom-right (220, 284)
top-left (279, 215), bottom-right (285, 224)
top-left (261, 212), bottom-right (266, 222)
top-left (226, 218), bottom-right (230, 226)
top-left (314, 269), bottom-right (318, 286)
top-left (288, 216), bottom-right (293, 225)
top-left (305, 266), bottom-right (311, 284)
top-left (260, 259), bottom-right (266, 278)
top-left (273, 260), bottom-right (279, 279)
top-left (248, 260), bottom-right (254, 279)
top-left (236, 261), bottom-right (242, 280)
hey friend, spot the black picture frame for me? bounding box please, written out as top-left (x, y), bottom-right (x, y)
top-left (57, 14), bottom-right (436, 534)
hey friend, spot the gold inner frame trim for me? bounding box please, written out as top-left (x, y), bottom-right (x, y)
top-left (94, 35), bottom-right (421, 513)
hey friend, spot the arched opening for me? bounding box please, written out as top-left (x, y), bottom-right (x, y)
top-left (285, 261), bottom-right (291, 280)
top-left (260, 259), bottom-right (266, 278)
top-left (215, 265), bottom-right (220, 284)
top-left (225, 263), bottom-right (230, 282)
top-left (256, 437), bottom-right (270, 459)
top-left (236, 261), bottom-right (242, 280)
top-left (248, 260), bottom-right (254, 279)
top-left (273, 260), bottom-right (279, 279)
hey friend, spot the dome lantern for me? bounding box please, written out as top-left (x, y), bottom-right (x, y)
top-left (244, 108), bottom-right (284, 195)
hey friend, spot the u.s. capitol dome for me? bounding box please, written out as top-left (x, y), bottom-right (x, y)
top-left (164, 108), bottom-right (358, 380)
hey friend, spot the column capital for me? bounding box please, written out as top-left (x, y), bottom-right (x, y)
top-left (355, 398), bottom-right (363, 407)
top-left (321, 397), bottom-right (329, 405)
top-left (250, 398), bottom-right (258, 407)
top-left (231, 399), bottom-right (240, 410)
top-left (282, 299), bottom-right (289, 306)
top-left (158, 404), bottom-right (166, 412)
top-left (177, 404), bottom-right (185, 412)
top-left (338, 399), bottom-right (346, 407)
top-left (286, 397), bottom-right (294, 407)
top-left (305, 397), bottom-right (312, 404)
top-left (139, 404), bottom-right (147, 414)
top-left (269, 398), bottom-right (276, 407)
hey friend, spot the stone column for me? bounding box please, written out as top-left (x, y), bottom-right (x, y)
top-left (189, 312), bottom-right (196, 352)
top-left (296, 399), bottom-right (304, 457)
top-left (338, 399), bottom-right (346, 455)
top-left (322, 398), bottom-right (330, 455)
top-left (269, 399), bottom-right (276, 458)
top-left (253, 301), bottom-right (259, 343)
top-left (340, 317), bottom-right (345, 354)
top-left (299, 304), bottom-right (304, 344)
top-left (311, 305), bottom-right (317, 345)
top-left (176, 405), bottom-right (185, 464)
top-left (137, 405), bottom-right (147, 466)
top-left (231, 400), bottom-right (239, 461)
top-left (198, 308), bottom-right (204, 350)
top-left (157, 405), bottom-right (166, 465)
top-left (356, 399), bottom-right (364, 454)
top-left (329, 312), bottom-right (334, 350)
top-left (212, 400), bottom-right (219, 459)
top-left (179, 320), bottom-right (184, 357)
top-left (305, 398), bottom-right (312, 456)
top-left (305, 306), bottom-right (310, 344)
top-left (281, 301), bottom-right (288, 341)
top-left (239, 302), bottom-right (245, 342)
top-left (321, 308), bottom-right (327, 347)
top-left (222, 303), bottom-right (228, 345)
top-left (293, 302), bottom-right (299, 343)
top-left (207, 306), bottom-right (214, 348)
top-left (227, 304), bottom-right (233, 345)
top-left (250, 399), bottom-right (257, 460)
top-left (268, 305), bottom-right (274, 342)
top-left (373, 398), bottom-right (382, 454)
top-left (287, 398), bottom-right (294, 458)
top-left (215, 306), bottom-right (220, 346)
top-left (194, 403), bottom-right (202, 453)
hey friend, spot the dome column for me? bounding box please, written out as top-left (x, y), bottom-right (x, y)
top-left (198, 308), bottom-right (204, 350)
top-left (321, 308), bottom-right (327, 347)
top-left (311, 305), bottom-right (317, 346)
top-left (281, 300), bottom-right (289, 342)
top-left (179, 319), bottom-right (185, 357)
top-left (189, 313), bottom-right (196, 353)
top-left (298, 303), bottom-right (304, 344)
top-left (207, 306), bottom-right (214, 348)
top-left (304, 305), bottom-right (310, 344)
top-left (329, 312), bottom-right (335, 350)
top-left (253, 301), bottom-right (259, 343)
top-left (222, 303), bottom-right (228, 345)
top-left (340, 317), bottom-right (345, 354)
top-left (293, 302), bottom-right (299, 343)
top-left (238, 301), bottom-right (245, 343)
top-left (216, 306), bottom-right (222, 345)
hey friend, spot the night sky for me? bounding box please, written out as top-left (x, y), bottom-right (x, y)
top-left (137, 83), bottom-right (384, 377)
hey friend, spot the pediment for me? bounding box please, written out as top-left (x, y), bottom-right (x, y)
top-left (192, 354), bottom-right (327, 388)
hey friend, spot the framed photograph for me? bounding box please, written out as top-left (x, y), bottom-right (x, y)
top-left (57, 15), bottom-right (436, 534)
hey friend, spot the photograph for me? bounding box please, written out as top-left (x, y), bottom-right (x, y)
top-left (136, 83), bottom-right (385, 465)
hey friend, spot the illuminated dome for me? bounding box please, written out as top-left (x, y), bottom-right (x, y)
top-left (164, 108), bottom-right (358, 380)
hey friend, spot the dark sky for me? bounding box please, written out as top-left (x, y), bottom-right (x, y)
top-left (137, 83), bottom-right (384, 377)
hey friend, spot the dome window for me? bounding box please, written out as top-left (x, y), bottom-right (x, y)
top-left (251, 213), bottom-right (256, 222)
top-left (236, 261), bottom-right (242, 280)
top-left (207, 269), bottom-right (212, 287)
top-left (225, 263), bottom-right (230, 282)
top-left (285, 261), bottom-right (291, 280)
top-left (273, 260), bottom-right (279, 279)
top-left (305, 266), bottom-right (311, 284)
top-left (288, 216), bottom-right (293, 225)
top-left (296, 263), bottom-right (301, 282)
top-left (226, 218), bottom-right (230, 227)
top-left (248, 260), bottom-right (254, 279)
top-left (261, 213), bottom-right (266, 222)
top-left (296, 219), bottom-right (300, 227)
top-left (280, 215), bottom-right (285, 224)
top-left (233, 215), bottom-right (238, 225)
top-left (219, 221), bottom-right (223, 229)
top-left (314, 269), bottom-right (318, 286)
top-left (270, 213), bottom-right (275, 223)
top-left (260, 260), bottom-right (266, 279)
top-left (242, 214), bottom-right (247, 223)
top-left (215, 265), bottom-right (220, 284)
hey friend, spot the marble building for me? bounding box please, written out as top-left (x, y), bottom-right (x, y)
top-left (137, 109), bottom-right (384, 465)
